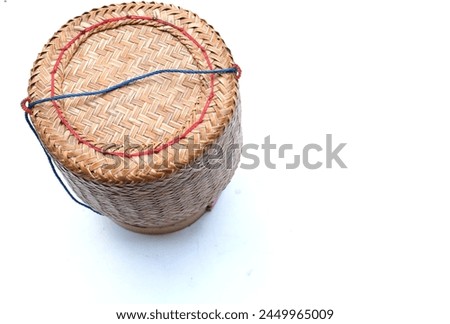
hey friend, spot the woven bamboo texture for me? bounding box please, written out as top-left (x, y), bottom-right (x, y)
top-left (26, 2), bottom-right (241, 234)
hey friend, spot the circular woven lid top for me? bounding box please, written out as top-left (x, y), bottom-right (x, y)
top-left (27, 2), bottom-right (239, 183)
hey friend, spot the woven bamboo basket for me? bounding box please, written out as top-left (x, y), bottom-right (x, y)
top-left (23, 2), bottom-right (242, 234)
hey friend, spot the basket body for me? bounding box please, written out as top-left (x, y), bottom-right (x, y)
top-left (27, 3), bottom-right (241, 234)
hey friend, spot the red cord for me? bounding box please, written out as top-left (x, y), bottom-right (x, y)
top-left (46, 16), bottom-right (218, 158)
top-left (21, 97), bottom-right (32, 114)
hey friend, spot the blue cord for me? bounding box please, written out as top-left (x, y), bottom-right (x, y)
top-left (25, 112), bottom-right (100, 214)
top-left (28, 67), bottom-right (238, 109)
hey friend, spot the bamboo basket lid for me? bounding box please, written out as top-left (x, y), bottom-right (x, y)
top-left (26, 2), bottom-right (240, 184)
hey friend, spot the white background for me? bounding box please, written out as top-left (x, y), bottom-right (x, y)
top-left (1, 0), bottom-right (449, 323)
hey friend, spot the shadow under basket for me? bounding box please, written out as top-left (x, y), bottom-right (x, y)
top-left (24, 2), bottom-right (242, 234)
